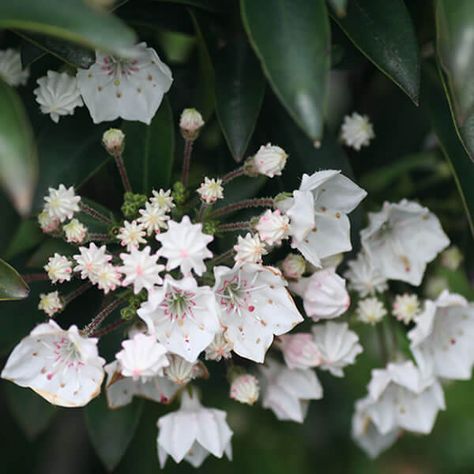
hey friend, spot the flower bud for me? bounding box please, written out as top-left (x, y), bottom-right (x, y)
top-left (102, 128), bottom-right (125, 156)
top-left (63, 218), bottom-right (87, 244)
top-left (356, 297), bottom-right (386, 325)
top-left (246, 143), bottom-right (288, 178)
top-left (38, 210), bottom-right (60, 234)
top-left (279, 333), bottom-right (321, 369)
top-left (280, 253), bottom-right (306, 280)
top-left (392, 293), bottom-right (420, 324)
top-left (38, 291), bottom-right (64, 317)
top-left (255, 209), bottom-right (289, 246)
top-left (440, 246), bottom-right (463, 271)
top-left (205, 331), bottom-right (233, 361)
top-left (197, 177), bottom-right (223, 204)
top-left (179, 108), bottom-right (204, 141)
top-left (165, 354), bottom-right (204, 385)
top-left (230, 374), bottom-right (259, 405)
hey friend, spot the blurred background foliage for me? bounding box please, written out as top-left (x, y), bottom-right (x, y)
top-left (0, 0), bottom-right (473, 473)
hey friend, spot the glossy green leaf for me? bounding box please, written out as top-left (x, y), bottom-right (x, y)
top-left (152, 0), bottom-right (229, 13)
top-left (421, 63), bottom-right (474, 237)
top-left (0, 258), bottom-right (29, 301)
top-left (0, 79), bottom-right (37, 216)
top-left (331, 0), bottom-right (420, 104)
top-left (436, 0), bottom-right (474, 161)
top-left (241, 0), bottom-right (330, 142)
top-left (122, 98), bottom-right (175, 194)
top-left (0, 0), bottom-right (136, 56)
top-left (85, 396), bottom-right (143, 471)
top-left (214, 38), bottom-right (265, 162)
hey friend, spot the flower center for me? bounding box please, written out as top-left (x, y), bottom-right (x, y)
top-left (101, 56), bottom-right (140, 81)
top-left (160, 288), bottom-right (196, 321)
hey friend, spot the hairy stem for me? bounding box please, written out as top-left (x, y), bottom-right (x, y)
top-left (181, 140), bottom-right (194, 187)
top-left (63, 282), bottom-right (93, 304)
top-left (22, 273), bottom-right (49, 283)
top-left (209, 198), bottom-right (274, 219)
top-left (221, 166), bottom-right (245, 185)
top-left (82, 297), bottom-right (126, 337)
top-left (91, 318), bottom-right (127, 338)
top-left (218, 221), bottom-right (251, 232)
top-left (208, 248), bottom-right (235, 266)
top-left (80, 202), bottom-right (113, 225)
top-left (114, 152), bottom-right (132, 193)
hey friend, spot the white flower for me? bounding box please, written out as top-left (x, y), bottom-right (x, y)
top-left (197, 177), bottom-right (223, 204)
top-left (279, 333), bottom-right (322, 370)
top-left (115, 333), bottom-right (169, 381)
top-left (138, 276), bottom-right (220, 362)
top-left (102, 128), bottom-right (125, 155)
top-left (290, 268), bottom-right (350, 321)
top-left (255, 209), bottom-right (290, 246)
top-left (38, 210), bottom-right (60, 234)
top-left (76, 42), bottom-right (173, 124)
top-left (73, 243), bottom-right (112, 282)
top-left (38, 291), bottom-right (64, 317)
top-left (366, 360), bottom-right (445, 435)
top-left (280, 253), bottom-right (306, 280)
top-left (44, 185), bottom-right (81, 222)
top-left (95, 264), bottom-right (122, 294)
top-left (157, 391), bottom-right (233, 468)
top-left (34, 71), bottom-right (83, 123)
top-left (164, 354), bottom-right (205, 385)
top-left (340, 112), bottom-right (375, 151)
top-left (280, 170), bottom-right (366, 267)
top-left (138, 202), bottom-right (169, 235)
top-left (205, 331), bottom-right (233, 361)
top-left (344, 251), bottom-right (388, 297)
top-left (150, 189), bottom-right (175, 211)
top-left (250, 143), bottom-right (287, 177)
top-left (440, 246), bottom-right (463, 271)
top-left (1, 321), bottom-right (105, 407)
top-left (356, 297), bottom-right (386, 325)
top-left (213, 264), bottom-right (303, 363)
top-left (44, 253), bottom-right (73, 284)
top-left (0, 49), bottom-right (29, 86)
top-left (230, 374), bottom-right (259, 405)
top-left (63, 218), bottom-right (88, 244)
top-left (352, 397), bottom-right (400, 459)
top-left (156, 216), bottom-right (213, 276)
top-left (117, 220), bottom-right (146, 250)
top-left (312, 322), bottom-right (363, 377)
top-left (260, 360), bottom-right (322, 423)
top-left (392, 293), bottom-right (420, 324)
top-left (408, 291), bottom-right (474, 380)
top-left (179, 108), bottom-right (205, 140)
top-left (119, 246), bottom-right (164, 294)
top-left (361, 200), bottom-right (450, 285)
top-left (233, 233), bottom-right (267, 265)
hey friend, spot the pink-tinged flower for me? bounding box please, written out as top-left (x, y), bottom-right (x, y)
top-left (255, 209), bottom-right (289, 246)
top-left (233, 233), bottom-right (267, 265)
top-left (157, 391), bottom-right (233, 468)
top-left (392, 293), bottom-right (420, 324)
top-left (213, 264), bottom-right (303, 363)
top-left (44, 253), bottom-right (73, 284)
top-left (138, 202), bottom-right (169, 235)
top-left (156, 215), bottom-right (213, 277)
top-left (249, 143), bottom-right (287, 177)
top-left (205, 330), bottom-right (233, 362)
top-left (117, 220), bottom-right (147, 250)
top-left (38, 291), bottom-right (64, 317)
top-left (73, 243), bottom-right (112, 282)
top-left (63, 218), bottom-right (87, 244)
top-left (44, 184), bottom-right (81, 222)
top-left (280, 253), bottom-right (306, 280)
top-left (179, 108), bottom-right (205, 140)
top-left (102, 128), bottom-right (125, 155)
top-left (38, 210), bottom-right (60, 234)
top-left (230, 374), bottom-right (259, 405)
top-left (138, 276), bottom-right (220, 362)
top-left (197, 177), bottom-right (223, 204)
top-left (95, 264), bottom-right (122, 294)
top-left (1, 321), bottom-right (105, 407)
top-left (279, 333), bottom-right (322, 370)
top-left (150, 189), bottom-right (174, 211)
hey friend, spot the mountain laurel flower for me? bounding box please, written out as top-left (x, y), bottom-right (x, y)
top-left (76, 42), bottom-right (173, 124)
top-left (38, 291), bottom-right (64, 317)
top-left (164, 354), bottom-right (204, 385)
top-left (73, 243), bottom-right (112, 282)
top-left (119, 246), bottom-right (164, 294)
top-left (95, 264), bottom-right (122, 294)
top-left (312, 322), bottom-right (363, 377)
top-left (408, 291), bottom-right (474, 380)
top-left (138, 202), bottom-right (169, 235)
top-left (255, 209), bottom-right (290, 246)
top-left (344, 251), bottom-right (388, 297)
top-left (44, 184), bottom-right (81, 222)
top-left (150, 188), bottom-right (175, 212)
top-left (157, 391), bottom-right (233, 468)
top-left (179, 108), bottom-right (205, 141)
top-left (279, 333), bottom-right (322, 370)
top-left (205, 331), bottom-right (233, 362)
top-left (361, 200), bottom-right (450, 286)
top-left (248, 143), bottom-right (288, 178)
top-left (34, 71), bottom-right (83, 122)
top-left (156, 216), bottom-right (213, 276)
top-left (44, 253), bottom-right (73, 283)
top-left (115, 333), bottom-right (169, 381)
top-left (102, 128), bottom-right (125, 155)
top-left (197, 177), bottom-right (224, 204)
top-left (280, 253), bottom-right (306, 280)
top-left (340, 112), bottom-right (375, 151)
top-left (260, 360), bottom-right (322, 423)
top-left (38, 210), bottom-right (60, 234)
top-left (230, 374), bottom-right (259, 405)
top-left (392, 293), bottom-right (420, 324)
top-left (117, 220), bottom-right (147, 250)
top-left (63, 218), bottom-right (87, 244)
top-left (0, 49), bottom-right (29, 86)
top-left (1, 320), bottom-right (105, 407)
top-left (233, 233), bottom-right (267, 265)
top-left (440, 246), bottom-right (463, 271)
top-left (356, 297), bottom-right (387, 325)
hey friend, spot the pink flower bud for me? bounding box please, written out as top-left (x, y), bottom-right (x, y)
top-left (230, 374), bottom-right (259, 405)
top-left (279, 333), bottom-right (322, 369)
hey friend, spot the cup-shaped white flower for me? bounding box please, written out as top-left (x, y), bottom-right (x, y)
top-left (1, 321), bottom-right (105, 407)
top-left (361, 200), bottom-right (449, 285)
top-left (138, 276), bottom-right (220, 362)
top-left (408, 291), bottom-right (474, 380)
top-left (260, 359), bottom-right (322, 423)
top-left (213, 264), bottom-right (303, 363)
top-left (157, 391), bottom-right (233, 468)
top-left (311, 321), bottom-right (363, 377)
top-left (76, 42), bottom-right (173, 124)
top-left (279, 333), bottom-right (322, 370)
top-left (344, 251), bottom-right (388, 297)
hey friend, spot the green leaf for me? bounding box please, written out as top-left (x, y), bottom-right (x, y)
top-left (3, 383), bottom-right (57, 440)
top-left (241, 0), bottom-right (330, 142)
top-left (152, 0), bottom-right (230, 13)
top-left (0, 79), bottom-right (37, 216)
top-left (122, 98), bottom-right (175, 194)
top-left (327, 0), bottom-right (347, 17)
top-left (421, 63), bottom-right (474, 238)
top-left (436, 0), bottom-right (474, 161)
top-left (0, 0), bottom-right (136, 56)
top-left (85, 396), bottom-right (143, 471)
top-left (0, 258), bottom-right (29, 301)
top-left (331, 0), bottom-right (420, 104)
top-left (214, 38), bottom-right (266, 162)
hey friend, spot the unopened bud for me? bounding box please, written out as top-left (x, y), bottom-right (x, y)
top-left (102, 128), bottom-right (125, 156)
top-left (230, 374), bottom-right (259, 405)
top-left (179, 108), bottom-right (204, 141)
top-left (280, 253), bottom-right (306, 280)
top-left (245, 143), bottom-right (288, 178)
top-left (279, 333), bottom-right (321, 369)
